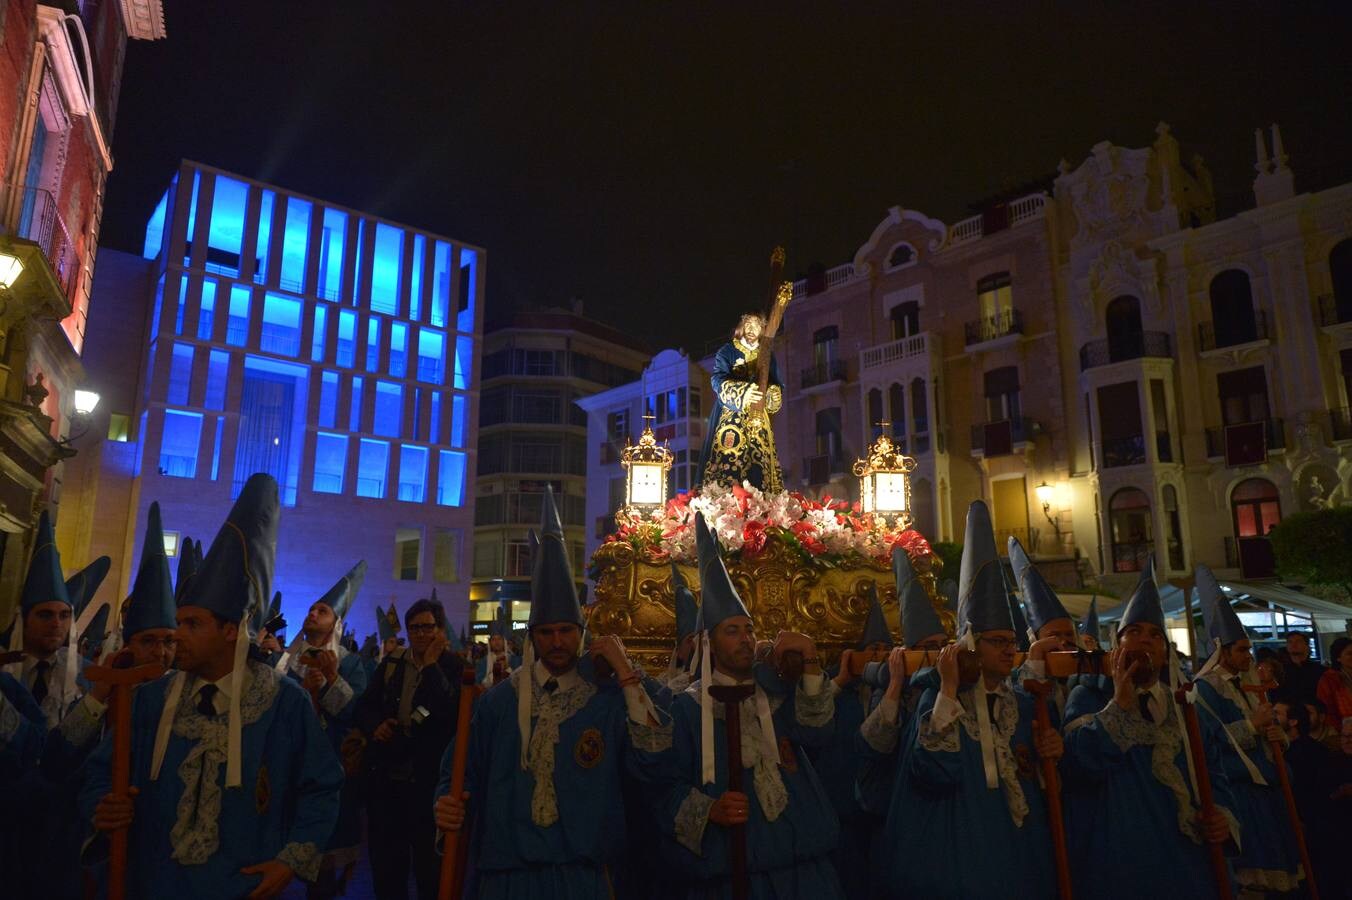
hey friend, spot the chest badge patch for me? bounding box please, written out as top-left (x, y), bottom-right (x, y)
top-left (574, 728), bottom-right (605, 769)
top-left (256, 764), bottom-right (272, 814)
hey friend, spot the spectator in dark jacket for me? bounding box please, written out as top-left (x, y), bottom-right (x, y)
top-left (1277, 631), bottom-right (1327, 706)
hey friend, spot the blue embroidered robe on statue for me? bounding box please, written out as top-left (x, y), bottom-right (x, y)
top-left (1061, 675), bottom-right (1239, 900)
top-left (696, 340), bottom-right (784, 493)
top-left (79, 660), bottom-right (343, 899)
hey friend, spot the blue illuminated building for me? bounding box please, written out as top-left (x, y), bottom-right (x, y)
top-left (66, 161), bottom-right (483, 633)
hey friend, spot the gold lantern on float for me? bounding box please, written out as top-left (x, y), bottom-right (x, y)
top-left (619, 417), bottom-right (673, 520)
top-left (854, 428), bottom-right (917, 532)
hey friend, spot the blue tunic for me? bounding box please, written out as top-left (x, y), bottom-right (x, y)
top-left (1061, 675), bottom-right (1239, 900)
top-left (436, 665), bottom-right (672, 900)
top-left (805, 681), bottom-right (874, 895)
top-left (79, 660), bottom-right (344, 899)
top-left (697, 340), bottom-right (784, 493)
top-left (0, 671), bottom-right (44, 784)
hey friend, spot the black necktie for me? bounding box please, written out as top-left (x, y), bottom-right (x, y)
top-left (1138, 692), bottom-right (1154, 723)
top-left (32, 660), bottom-right (51, 704)
top-left (985, 692), bottom-right (999, 721)
top-left (197, 684), bottom-right (218, 716)
top-left (542, 678), bottom-right (558, 695)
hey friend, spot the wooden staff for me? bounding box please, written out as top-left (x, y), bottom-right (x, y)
top-left (438, 668), bottom-right (480, 900)
top-left (84, 661), bottom-right (165, 900)
top-left (1174, 682), bottom-right (1234, 900)
top-left (1022, 679), bottom-right (1073, 900)
top-left (707, 683), bottom-right (755, 900)
top-left (1244, 683), bottom-right (1320, 900)
top-left (749, 248), bottom-right (790, 413)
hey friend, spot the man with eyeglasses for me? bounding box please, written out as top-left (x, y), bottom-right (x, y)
top-left (355, 595), bottom-right (464, 899)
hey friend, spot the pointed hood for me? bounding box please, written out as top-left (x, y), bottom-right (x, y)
top-left (858, 581), bottom-right (894, 649)
top-left (376, 602), bottom-right (398, 642)
top-left (956, 501), bottom-right (1013, 636)
top-left (177, 473), bottom-right (279, 624)
top-left (316, 560), bottom-right (367, 621)
top-left (1008, 536), bottom-right (1071, 636)
top-left (1118, 556), bottom-right (1165, 633)
top-left (894, 546), bottom-right (945, 645)
top-left (1006, 586), bottom-right (1031, 652)
top-left (22, 510), bottom-right (70, 612)
top-left (527, 486), bottom-right (583, 627)
top-left (940, 578), bottom-right (958, 613)
top-left (1080, 595), bottom-right (1099, 639)
top-left (360, 634), bottom-right (378, 659)
top-left (695, 512), bottom-right (750, 631)
top-left (123, 502), bottom-right (176, 639)
top-left (174, 536), bottom-right (201, 604)
top-left (672, 563), bottom-right (699, 642)
top-left (67, 556), bottom-right (111, 621)
top-left (1196, 564), bottom-right (1245, 646)
top-left (82, 604), bottom-right (111, 656)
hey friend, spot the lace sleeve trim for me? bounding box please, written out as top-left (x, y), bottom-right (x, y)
top-left (860, 700), bottom-right (901, 754)
top-left (628, 717), bottom-right (673, 753)
top-left (276, 840), bottom-right (321, 883)
top-left (319, 675), bottom-right (354, 718)
top-left (674, 789), bottom-right (715, 856)
top-left (794, 677), bottom-right (834, 728)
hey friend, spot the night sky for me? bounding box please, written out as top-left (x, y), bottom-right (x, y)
top-left (101, 1), bottom-right (1352, 353)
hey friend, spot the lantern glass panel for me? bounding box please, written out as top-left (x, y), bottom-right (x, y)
top-left (874, 472), bottom-right (908, 513)
top-left (628, 461), bottom-right (666, 506)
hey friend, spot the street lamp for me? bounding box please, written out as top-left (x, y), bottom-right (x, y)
top-left (1036, 480), bottom-right (1063, 538)
top-left (854, 427), bottom-right (916, 531)
top-left (73, 389), bottom-right (101, 416)
top-left (0, 251), bottom-right (23, 290)
top-left (619, 416), bottom-right (673, 517)
top-left (62, 388), bottom-right (102, 444)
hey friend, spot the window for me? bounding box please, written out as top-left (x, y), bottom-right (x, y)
top-left (253, 189), bottom-right (275, 283)
top-left (506, 540), bottom-right (532, 577)
top-left (318, 371), bottom-right (339, 428)
top-left (813, 325), bottom-right (839, 369)
top-left (607, 409), bottom-right (629, 441)
top-left (389, 322), bottom-right (407, 377)
top-left (210, 417), bottom-right (223, 480)
top-left (159, 410), bottom-right (202, 478)
top-left (418, 328), bottom-right (446, 383)
top-left (149, 275), bottom-right (165, 345)
top-left (888, 383), bottom-right (905, 437)
top-left (373, 381), bottom-right (402, 437)
top-left (866, 388), bottom-right (883, 439)
top-left (197, 278), bottom-right (218, 341)
top-left (205, 350), bottom-right (229, 410)
top-left (1163, 484), bottom-right (1184, 570)
top-left (983, 366), bottom-right (1020, 422)
top-left (1231, 478), bottom-right (1281, 578)
top-left (1097, 381), bottom-right (1143, 468)
top-left (431, 240), bottom-right (451, 327)
top-left (437, 450), bottom-right (466, 506)
top-left (977, 273), bottom-right (1012, 322)
top-left (814, 407), bottom-right (843, 464)
top-left (458, 250), bottom-right (477, 332)
top-left (1208, 270), bottom-right (1258, 348)
top-left (409, 235), bottom-right (426, 321)
top-left (398, 444), bottom-right (428, 501)
top-left (454, 336), bottom-right (473, 390)
top-left (349, 376), bottom-right (364, 431)
top-left (1109, 488), bottom-right (1152, 573)
top-left (429, 392), bottom-right (442, 444)
top-left (226, 285), bottom-right (251, 346)
top-left (206, 175), bottom-right (248, 278)
top-left (433, 529), bottom-right (459, 583)
top-left (107, 413), bottom-right (130, 442)
top-left (280, 197), bottom-right (312, 292)
top-left (261, 292), bottom-right (302, 356)
top-left (393, 527), bottom-right (421, 581)
top-left (357, 439), bottom-right (390, 498)
top-left (887, 243), bottom-right (915, 269)
top-left (890, 302), bottom-right (920, 340)
top-left (366, 318), bottom-right (381, 372)
top-left (312, 432), bottom-right (347, 494)
top-left (163, 531), bottom-right (180, 559)
top-left (337, 309), bottom-right (357, 367)
top-left (450, 394), bottom-right (466, 447)
top-left (173, 278), bottom-right (188, 335)
top-left (1105, 296), bottom-right (1144, 362)
top-left (168, 343), bottom-right (193, 405)
top-left (1218, 366), bottom-right (1270, 426)
top-left (233, 357), bottom-right (309, 506)
top-left (514, 389), bottom-right (561, 424)
top-left (318, 208), bottom-right (347, 301)
top-left (143, 186), bottom-right (169, 260)
top-left (311, 304), bottom-right (328, 362)
top-left (371, 223), bottom-right (403, 315)
top-left (352, 219), bottom-right (367, 304)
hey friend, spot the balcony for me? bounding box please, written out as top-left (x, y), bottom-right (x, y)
top-left (860, 332), bottom-right (936, 372)
top-left (1317, 293), bottom-right (1352, 329)
top-left (1079, 331), bottom-right (1172, 371)
top-left (800, 359), bottom-right (848, 390)
top-left (946, 193), bottom-right (1048, 248)
top-left (1111, 541), bottom-right (1155, 574)
top-left (970, 417), bottom-right (1034, 458)
top-left (791, 262), bottom-right (861, 299)
top-left (1205, 419), bottom-right (1286, 463)
top-left (1197, 310), bottom-right (1270, 352)
top-left (964, 308), bottom-right (1024, 347)
top-left (1328, 407), bottom-right (1352, 442)
top-left (1, 184), bottom-right (80, 308)
top-left (1102, 435), bottom-right (1146, 468)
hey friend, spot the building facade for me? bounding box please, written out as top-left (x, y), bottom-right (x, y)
top-left (0, 0), bottom-right (163, 625)
top-left (58, 160), bottom-right (484, 633)
top-left (470, 308), bottom-right (647, 632)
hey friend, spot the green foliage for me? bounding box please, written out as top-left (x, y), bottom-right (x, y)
top-left (933, 541), bottom-right (963, 581)
top-left (1269, 507), bottom-right (1352, 603)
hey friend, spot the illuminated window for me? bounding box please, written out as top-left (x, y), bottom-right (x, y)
top-left (393, 526), bottom-right (421, 580)
top-left (410, 234), bottom-right (425, 321)
top-left (280, 197), bottom-right (312, 292)
top-left (431, 240), bottom-right (451, 327)
top-left (336, 309), bottom-right (356, 367)
top-left (168, 343), bottom-right (193, 405)
top-left (418, 328), bottom-right (445, 383)
top-left (453, 336), bottom-right (473, 389)
top-left (313, 432), bottom-right (347, 494)
top-left (205, 350), bottom-right (229, 410)
top-left (450, 394), bottom-right (466, 447)
top-left (433, 528), bottom-right (459, 583)
top-left (311, 304), bottom-right (328, 362)
top-left (318, 371), bottom-right (338, 428)
top-left (173, 278), bottom-right (188, 334)
top-left (183, 172), bottom-right (201, 264)
top-left (107, 413), bottom-right (130, 442)
top-left (210, 416), bottom-right (223, 480)
top-left (366, 318), bottom-right (381, 372)
top-left (143, 185), bottom-right (170, 259)
top-left (261, 292), bottom-right (302, 356)
top-left (206, 175), bottom-right (248, 278)
top-left (353, 219), bottom-right (367, 305)
top-left (226, 285), bottom-right (251, 346)
top-left (234, 356), bottom-right (309, 506)
top-left (198, 278), bottom-right (218, 340)
top-left (159, 410), bottom-right (202, 478)
top-left (371, 223), bottom-right (403, 315)
top-left (412, 387), bottom-right (425, 440)
top-left (373, 381), bottom-right (402, 437)
top-left (149, 276), bottom-right (166, 345)
top-left (357, 439), bottom-right (389, 498)
top-left (458, 249), bottom-right (477, 332)
top-left (437, 450), bottom-right (466, 506)
top-left (429, 392), bottom-right (442, 444)
top-left (398, 444), bottom-right (428, 502)
top-left (349, 376), bottom-right (363, 431)
top-left (253, 189), bottom-right (275, 283)
top-left (389, 322), bottom-right (407, 377)
top-left (319, 208), bottom-right (347, 301)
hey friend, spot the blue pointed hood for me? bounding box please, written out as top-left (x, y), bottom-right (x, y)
top-left (957, 501), bottom-right (1013, 636)
top-left (177, 473), bottom-right (279, 624)
top-left (1196, 564), bottom-right (1245, 646)
top-left (174, 536), bottom-right (202, 604)
top-left (1118, 556), bottom-right (1165, 633)
top-left (67, 556), bottom-right (111, 621)
top-left (376, 602), bottom-right (398, 642)
top-left (82, 604), bottom-right (110, 655)
top-left (1008, 536), bottom-right (1071, 636)
top-left (858, 581), bottom-right (893, 649)
top-left (1006, 586), bottom-right (1031, 652)
top-left (316, 560), bottom-right (366, 621)
top-left (672, 563), bottom-right (699, 642)
top-left (695, 513), bottom-right (750, 631)
top-left (123, 502), bottom-right (176, 639)
top-left (1081, 595), bottom-right (1099, 639)
top-left (528, 486), bottom-right (583, 627)
top-left (894, 546), bottom-right (945, 645)
top-left (940, 579), bottom-right (958, 613)
top-left (22, 510), bottom-right (70, 612)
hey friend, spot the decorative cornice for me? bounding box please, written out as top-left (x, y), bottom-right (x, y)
top-left (120, 0), bottom-right (167, 41)
top-left (35, 6), bottom-right (113, 171)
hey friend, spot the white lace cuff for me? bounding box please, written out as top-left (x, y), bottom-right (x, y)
top-left (276, 840), bottom-right (322, 882)
top-left (628, 716), bottom-right (673, 753)
top-left (800, 671), bottom-right (825, 695)
top-left (674, 789), bottom-right (715, 855)
top-left (929, 692), bottom-right (963, 734)
top-left (860, 697), bottom-right (901, 754)
top-left (319, 676), bottom-right (354, 718)
top-left (1225, 718), bottom-right (1256, 750)
top-left (59, 695), bottom-right (105, 749)
top-left (1020, 659), bottom-right (1048, 680)
top-left (917, 705), bottom-right (961, 753)
top-left (1096, 700), bottom-right (1138, 751)
top-left (794, 676), bottom-right (834, 727)
top-left (0, 695), bottom-right (19, 741)
top-left (622, 683), bottom-right (658, 726)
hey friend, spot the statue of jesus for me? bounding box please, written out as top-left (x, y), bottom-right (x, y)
top-left (696, 313), bottom-right (785, 493)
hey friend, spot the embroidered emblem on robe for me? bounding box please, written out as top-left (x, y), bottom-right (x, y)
top-left (256, 764), bottom-right (272, 814)
top-left (574, 728), bottom-right (605, 769)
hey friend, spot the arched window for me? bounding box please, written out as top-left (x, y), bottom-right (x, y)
top-left (890, 301), bottom-right (920, 339)
top-left (1330, 239), bottom-right (1352, 325)
top-left (1231, 478), bottom-right (1281, 578)
top-left (887, 243), bottom-right (916, 270)
top-left (888, 383), bottom-right (905, 439)
top-left (1108, 487), bottom-right (1153, 573)
top-left (1105, 296), bottom-right (1143, 363)
top-left (1208, 270), bottom-right (1258, 348)
top-left (867, 388), bottom-right (883, 440)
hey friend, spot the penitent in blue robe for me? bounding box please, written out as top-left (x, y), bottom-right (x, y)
top-left (877, 671), bottom-right (1056, 900)
top-left (1, 673), bottom-right (47, 895)
top-left (652, 679), bottom-right (842, 900)
top-left (1061, 675), bottom-right (1239, 900)
top-left (436, 664), bottom-right (672, 900)
top-left (79, 659), bottom-right (344, 899)
top-left (1196, 672), bottom-right (1303, 893)
top-left (805, 680), bottom-right (875, 896)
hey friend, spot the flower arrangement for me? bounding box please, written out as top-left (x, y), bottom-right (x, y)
top-left (595, 480), bottom-right (933, 573)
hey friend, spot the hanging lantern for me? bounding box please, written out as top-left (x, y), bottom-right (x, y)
top-left (853, 429), bottom-right (916, 531)
top-left (619, 419), bottom-right (673, 517)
